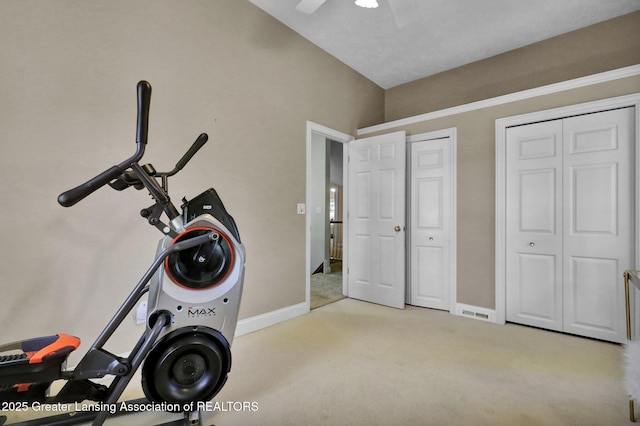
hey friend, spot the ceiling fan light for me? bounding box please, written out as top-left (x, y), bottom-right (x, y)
top-left (355, 0), bottom-right (378, 9)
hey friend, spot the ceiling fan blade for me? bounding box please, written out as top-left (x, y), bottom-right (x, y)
top-left (388, 0), bottom-right (420, 28)
top-left (295, 0), bottom-right (328, 14)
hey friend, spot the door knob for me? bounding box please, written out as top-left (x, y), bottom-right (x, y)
top-left (394, 225), bottom-right (402, 232)
top-left (429, 237), bottom-right (434, 241)
top-left (529, 242), bottom-right (535, 247)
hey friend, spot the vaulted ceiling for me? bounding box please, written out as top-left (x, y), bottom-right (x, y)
top-left (249, 0), bottom-right (640, 89)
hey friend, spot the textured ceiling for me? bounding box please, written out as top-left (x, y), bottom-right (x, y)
top-left (249, 0), bottom-right (640, 89)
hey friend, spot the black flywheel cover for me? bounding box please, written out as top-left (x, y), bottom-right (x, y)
top-left (142, 328), bottom-right (231, 404)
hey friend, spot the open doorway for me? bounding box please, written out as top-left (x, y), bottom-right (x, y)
top-left (306, 123), bottom-right (351, 310)
top-left (310, 140), bottom-right (344, 309)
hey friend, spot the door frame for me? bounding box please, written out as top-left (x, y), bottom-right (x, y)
top-left (305, 121), bottom-right (353, 311)
top-left (495, 93), bottom-right (640, 333)
top-left (406, 128), bottom-right (458, 313)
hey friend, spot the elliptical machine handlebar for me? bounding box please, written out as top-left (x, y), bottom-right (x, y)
top-left (58, 81), bottom-right (152, 207)
top-left (136, 80), bottom-right (151, 145)
top-left (57, 164), bottom-right (130, 207)
top-left (171, 132), bottom-right (208, 175)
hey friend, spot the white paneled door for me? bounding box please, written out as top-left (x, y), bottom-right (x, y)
top-left (506, 107), bottom-right (635, 342)
top-left (506, 119), bottom-right (564, 331)
top-left (347, 131), bottom-right (406, 309)
top-left (409, 137), bottom-right (453, 310)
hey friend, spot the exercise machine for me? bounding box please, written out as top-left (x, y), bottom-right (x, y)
top-left (0, 81), bottom-right (245, 425)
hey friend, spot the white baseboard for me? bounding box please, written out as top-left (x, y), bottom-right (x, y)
top-left (235, 302), bottom-right (309, 337)
top-left (104, 303), bottom-right (308, 368)
top-left (454, 303), bottom-right (498, 324)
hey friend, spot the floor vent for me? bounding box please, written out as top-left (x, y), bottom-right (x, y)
top-left (462, 310), bottom-right (489, 320)
top-left (456, 304), bottom-right (496, 323)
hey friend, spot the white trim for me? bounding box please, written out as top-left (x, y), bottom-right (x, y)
top-left (454, 303), bottom-right (497, 323)
top-left (495, 92), bottom-right (640, 326)
top-left (358, 65), bottom-right (640, 136)
top-left (342, 141), bottom-right (349, 297)
top-left (305, 121), bottom-right (354, 311)
top-left (235, 302), bottom-right (308, 337)
top-left (406, 127), bottom-right (457, 143)
top-left (406, 128), bottom-right (458, 314)
top-left (636, 285), bottom-right (640, 341)
top-left (306, 121), bottom-right (353, 143)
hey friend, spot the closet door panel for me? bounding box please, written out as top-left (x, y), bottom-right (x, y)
top-left (562, 107), bottom-right (634, 343)
top-left (506, 121), bottom-right (563, 330)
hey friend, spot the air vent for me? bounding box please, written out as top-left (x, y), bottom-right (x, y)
top-left (456, 304), bottom-right (495, 323)
top-left (462, 310), bottom-right (489, 320)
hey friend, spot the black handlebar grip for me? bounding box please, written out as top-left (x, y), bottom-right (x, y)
top-left (58, 165), bottom-right (123, 207)
top-left (175, 133), bottom-right (209, 171)
top-left (136, 81), bottom-right (152, 144)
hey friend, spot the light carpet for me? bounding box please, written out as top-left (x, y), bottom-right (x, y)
top-left (310, 269), bottom-right (345, 310)
top-left (2, 298), bottom-right (630, 425)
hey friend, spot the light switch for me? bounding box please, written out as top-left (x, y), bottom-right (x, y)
top-left (297, 203), bottom-right (306, 214)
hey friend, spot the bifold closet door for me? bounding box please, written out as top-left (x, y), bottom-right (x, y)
top-left (561, 108), bottom-right (634, 342)
top-left (506, 120), bottom-right (564, 332)
top-left (506, 107), bottom-right (634, 342)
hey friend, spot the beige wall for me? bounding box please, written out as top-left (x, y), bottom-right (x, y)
top-left (379, 74), bottom-right (640, 309)
top-left (385, 11), bottom-right (640, 122)
top-left (1, 0), bottom-right (638, 359)
top-left (0, 0), bottom-right (383, 358)
top-left (378, 11), bottom-right (640, 310)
